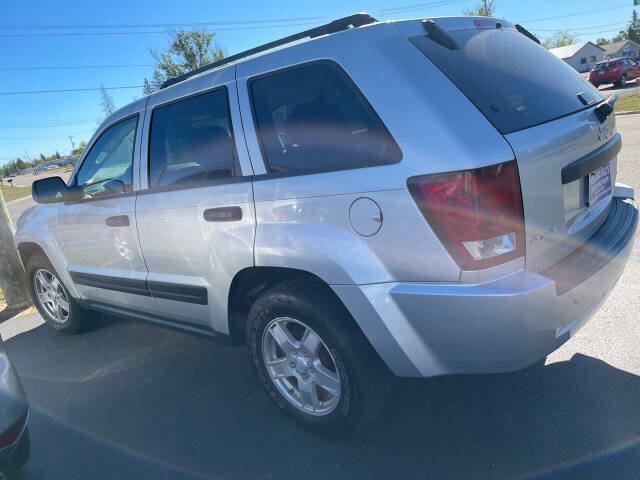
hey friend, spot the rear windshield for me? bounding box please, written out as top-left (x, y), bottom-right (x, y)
top-left (596, 61), bottom-right (618, 68)
top-left (410, 27), bottom-right (602, 134)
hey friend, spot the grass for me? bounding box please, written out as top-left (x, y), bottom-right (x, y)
top-left (0, 185), bottom-right (31, 203)
top-left (614, 94), bottom-right (640, 113)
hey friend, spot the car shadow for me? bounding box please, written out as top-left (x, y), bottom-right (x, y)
top-left (5, 314), bottom-right (640, 480)
top-left (597, 82), bottom-right (639, 92)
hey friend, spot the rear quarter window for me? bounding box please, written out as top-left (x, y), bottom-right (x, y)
top-left (249, 61), bottom-right (402, 175)
top-left (410, 28), bottom-right (602, 134)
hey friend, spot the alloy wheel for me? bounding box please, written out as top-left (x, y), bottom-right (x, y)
top-left (33, 268), bottom-right (70, 324)
top-left (262, 317), bottom-right (341, 416)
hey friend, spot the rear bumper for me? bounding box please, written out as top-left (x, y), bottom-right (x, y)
top-left (590, 74), bottom-right (618, 83)
top-left (333, 196), bottom-right (637, 377)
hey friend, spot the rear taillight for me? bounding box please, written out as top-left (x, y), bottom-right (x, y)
top-left (408, 160), bottom-right (524, 270)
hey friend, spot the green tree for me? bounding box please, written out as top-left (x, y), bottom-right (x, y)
top-left (464, 0), bottom-right (496, 16)
top-left (543, 30), bottom-right (578, 49)
top-left (72, 140), bottom-right (87, 157)
top-left (39, 153), bottom-right (45, 162)
top-left (595, 37), bottom-right (610, 46)
top-left (615, 10), bottom-right (640, 44)
top-left (55, 151), bottom-right (61, 159)
top-left (15, 158), bottom-right (26, 170)
top-left (144, 29), bottom-right (224, 93)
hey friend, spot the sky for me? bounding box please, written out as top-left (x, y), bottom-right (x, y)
top-left (1, 0), bottom-right (638, 165)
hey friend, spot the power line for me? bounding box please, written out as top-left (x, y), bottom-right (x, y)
top-left (519, 3), bottom-right (632, 24)
top-left (0, 2), bottom-right (473, 37)
top-left (0, 64), bottom-right (153, 71)
top-left (0, 118), bottom-right (102, 128)
top-left (0, 15), bottom-right (329, 30)
top-left (0, 2), bottom-right (468, 30)
top-left (0, 22), bottom-right (322, 37)
top-left (0, 128), bottom-right (95, 141)
top-left (0, 85), bottom-right (142, 95)
top-left (534, 20), bottom-right (629, 32)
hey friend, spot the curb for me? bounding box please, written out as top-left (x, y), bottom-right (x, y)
top-left (5, 196), bottom-right (31, 207)
top-left (615, 110), bottom-right (640, 116)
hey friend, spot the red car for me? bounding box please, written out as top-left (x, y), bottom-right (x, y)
top-left (589, 57), bottom-right (640, 88)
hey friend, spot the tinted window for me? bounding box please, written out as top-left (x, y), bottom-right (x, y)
top-left (75, 116), bottom-right (138, 197)
top-left (250, 62), bottom-right (401, 174)
top-left (149, 88), bottom-right (237, 188)
top-left (411, 28), bottom-right (603, 134)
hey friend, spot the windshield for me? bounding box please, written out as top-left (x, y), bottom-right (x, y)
top-left (410, 27), bottom-right (603, 134)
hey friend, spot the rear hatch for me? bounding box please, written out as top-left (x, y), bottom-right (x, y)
top-left (406, 17), bottom-right (617, 272)
top-left (591, 60), bottom-right (620, 81)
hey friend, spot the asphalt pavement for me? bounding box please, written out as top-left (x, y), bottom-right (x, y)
top-left (599, 81), bottom-right (640, 99)
top-left (2, 114), bottom-right (640, 480)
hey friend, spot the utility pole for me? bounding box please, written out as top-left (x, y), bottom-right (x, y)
top-left (67, 136), bottom-right (76, 155)
top-left (484, 0), bottom-right (488, 14)
top-left (0, 189), bottom-right (30, 309)
top-left (25, 150), bottom-right (35, 175)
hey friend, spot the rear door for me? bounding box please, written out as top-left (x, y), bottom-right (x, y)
top-left (135, 67), bottom-right (255, 335)
top-left (408, 19), bottom-right (616, 271)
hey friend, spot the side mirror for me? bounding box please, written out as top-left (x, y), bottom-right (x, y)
top-left (32, 177), bottom-right (82, 204)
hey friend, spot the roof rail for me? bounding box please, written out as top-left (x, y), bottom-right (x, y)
top-left (160, 13), bottom-right (378, 89)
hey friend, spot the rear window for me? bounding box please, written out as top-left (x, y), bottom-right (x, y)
top-left (410, 28), bottom-right (602, 134)
top-left (596, 61), bottom-right (618, 68)
top-left (148, 88), bottom-right (238, 189)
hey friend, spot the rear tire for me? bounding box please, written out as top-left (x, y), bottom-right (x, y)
top-left (247, 278), bottom-right (390, 436)
top-left (26, 254), bottom-right (89, 334)
top-left (591, 81), bottom-right (600, 88)
top-left (617, 74), bottom-right (627, 87)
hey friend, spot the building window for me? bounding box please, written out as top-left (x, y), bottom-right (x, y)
top-left (590, 56), bottom-right (597, 62)
top-left (580, 57), bottom-right (587, 64)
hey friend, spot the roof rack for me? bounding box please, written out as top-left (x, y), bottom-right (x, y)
top-left (160, 13), bottom-right (378, 89)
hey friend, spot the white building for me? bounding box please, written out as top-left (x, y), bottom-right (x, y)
top-left (602, 39), bottom-right (640, 60)
top-left (549, 42), bottom-right (605, 73)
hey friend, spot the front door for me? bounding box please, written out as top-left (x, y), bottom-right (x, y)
top-left (58, 112), bottom-right (153, 312)
top-left (135, 69), bottom-right (255, 335)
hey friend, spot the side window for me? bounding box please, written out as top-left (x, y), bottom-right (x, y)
top-left (75, 116), bottom-right (138, 197)
top-left (250, 62), bottom-right (402, 174)
top-left (148, 88), bottom-right (238, 189)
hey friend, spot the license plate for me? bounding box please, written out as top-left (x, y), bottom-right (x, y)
top-left (588, 163), bottom-right (612, 208)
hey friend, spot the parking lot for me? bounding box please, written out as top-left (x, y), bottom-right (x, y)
top-left (580, 72), bottom-right (640, 99)
top-left (2, 114), bottom-right (639, 480)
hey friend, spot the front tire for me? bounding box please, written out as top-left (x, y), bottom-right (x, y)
top-left (26, 254), bottom-right (88, 334)
top-left (617, 74), bottom-right (627, 87)
top-left (247, 279), bottom-right (390, 436)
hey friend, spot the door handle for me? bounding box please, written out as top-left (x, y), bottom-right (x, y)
top-left (203, 206), bottom-right (242, 222)
top-left (105, 215), bottom-right (130, 227)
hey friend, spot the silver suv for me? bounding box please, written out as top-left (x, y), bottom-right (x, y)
top-left (15, 14), bottom-right (638, 434)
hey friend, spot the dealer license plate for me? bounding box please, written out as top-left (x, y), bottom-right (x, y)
top-left (588, 163), bottom-right (612, 208)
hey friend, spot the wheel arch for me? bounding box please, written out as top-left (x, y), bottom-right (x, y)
top-left (16, 241), bottom-right (46, 270)
top-left (15, 237), bottom-right (80, 299)
top-left (227, 266), bottom-right (353, 346)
